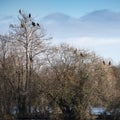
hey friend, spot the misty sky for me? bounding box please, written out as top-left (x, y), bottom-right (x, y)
top-left (0, 0), bottom-right (120, 64)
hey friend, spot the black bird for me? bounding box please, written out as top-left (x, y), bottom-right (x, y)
top-left (108, 61), bottom-right (111, 66)
top-left (73, 49), bottom-right (77, 54)
top-left (21, 23), bottom-right (24, 28)
top-left (19, 9), bottom-right (21, 14)
top-left (32, 22), bottom-right (36, 26)
top-left (37, 23), bottom-right (40, 26)
top-left (29, 13), bottom-right (31, 18)
top-left (29, 56), bottom-right (33, 62)
top-left (103, 61), bottom-right (105, 65)
top-left (80, 53), bottom-right (84, 57)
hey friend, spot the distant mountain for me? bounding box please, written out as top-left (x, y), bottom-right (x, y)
top-left (80, 9), bottom-right (120, 22)
top-left (42, 10), bottom-right (120, 23)
top-left (41, 10), bottom-right (120, 38)
top-left (42, 13), bottom-right (71, 23)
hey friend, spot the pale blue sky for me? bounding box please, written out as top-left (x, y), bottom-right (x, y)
top-left (0, 0), bottom-right (120, 17)
top-left (0, 0), bottom-right (120, 64)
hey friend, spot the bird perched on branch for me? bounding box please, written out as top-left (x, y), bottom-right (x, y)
top-left (108, 61), bottom-right (111, 66)
top-left (29, 13), bottom-right (31, 18)
top-left (73, 49), bottom-right (77, 54)
top-left (80, 53), bottom-right (84, 57)
top-left (21, 23), bottom-right (24, 28)
top-left (32, 22), bottom-right (35, 26)
top-left (19, 9), bottom-right (21, 14)
top-left (37, 23), bottom-right (40, 26)
top-left (29, 56), bottom-right (33, 62)
top-left (103, 61), bottom-right (105, 65)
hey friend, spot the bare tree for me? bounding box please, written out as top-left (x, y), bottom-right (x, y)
top-left (9, 10), bottom-right (51, 114)
top-left (44, 44), bottom-right (116, 120)
top-left (0, 35), bottom-right (11, 114)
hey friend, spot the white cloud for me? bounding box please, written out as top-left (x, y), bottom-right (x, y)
top-left (66, 37), bottom-right (120, 47)
top-left (52, 36), bottom-right (120, 48)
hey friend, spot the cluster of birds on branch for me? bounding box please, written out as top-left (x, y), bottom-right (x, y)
top-left (19, 9), bottom-right (112, 66)
top-left (73, 49), bottom-right (84, 57)
top-left (19, 9), bottom-right (40, 28)
top-left (31, 21), bottom-right (40, 27)
top-left (103, 60), bottom-right (111, 66)
top-left (73, 49), bottom-right (111, 66)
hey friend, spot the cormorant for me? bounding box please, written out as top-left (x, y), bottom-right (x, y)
top-left (108, 61), bottom-right (111, 66)
top-left (19, 9), bottom-right (21, 14)
top-left (73, 49), bottom-right (77, 54)
top-left (29, 13), bottom-right (31, 18)
top-left (29, 56), bottom-right (33, 62)
top-left (32, 22), bottom-right (36, 26)
top-left (103, 61), bottom-right (105, 65)
top-left (37, 23), bottom-right (40, 26)
top-left (21, 23), bottom-right (24, 28)
top-left (80, 53), bottom-right (84, 57)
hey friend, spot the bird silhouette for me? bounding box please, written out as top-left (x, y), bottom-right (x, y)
top-left (73, 49), bottom-right (77, 54)
top-left (29, 13), bottom-right (31, 18)
top-left (108, 61), bottom-right (111, 66)
top-left (21, 23), bottom-right (24, 28)
top-left (103, 61), bottom-right (105, 65)
top-left (37, 23), bottom-right (40, 26)
top-left (80, 53), bottom-right (84, 57)
top-left (19, 9), bottom-right (21, 14)
top-left (32, 22), bottom-right (35, 26)
top-left (29, 56), bottom-right (33, 62)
